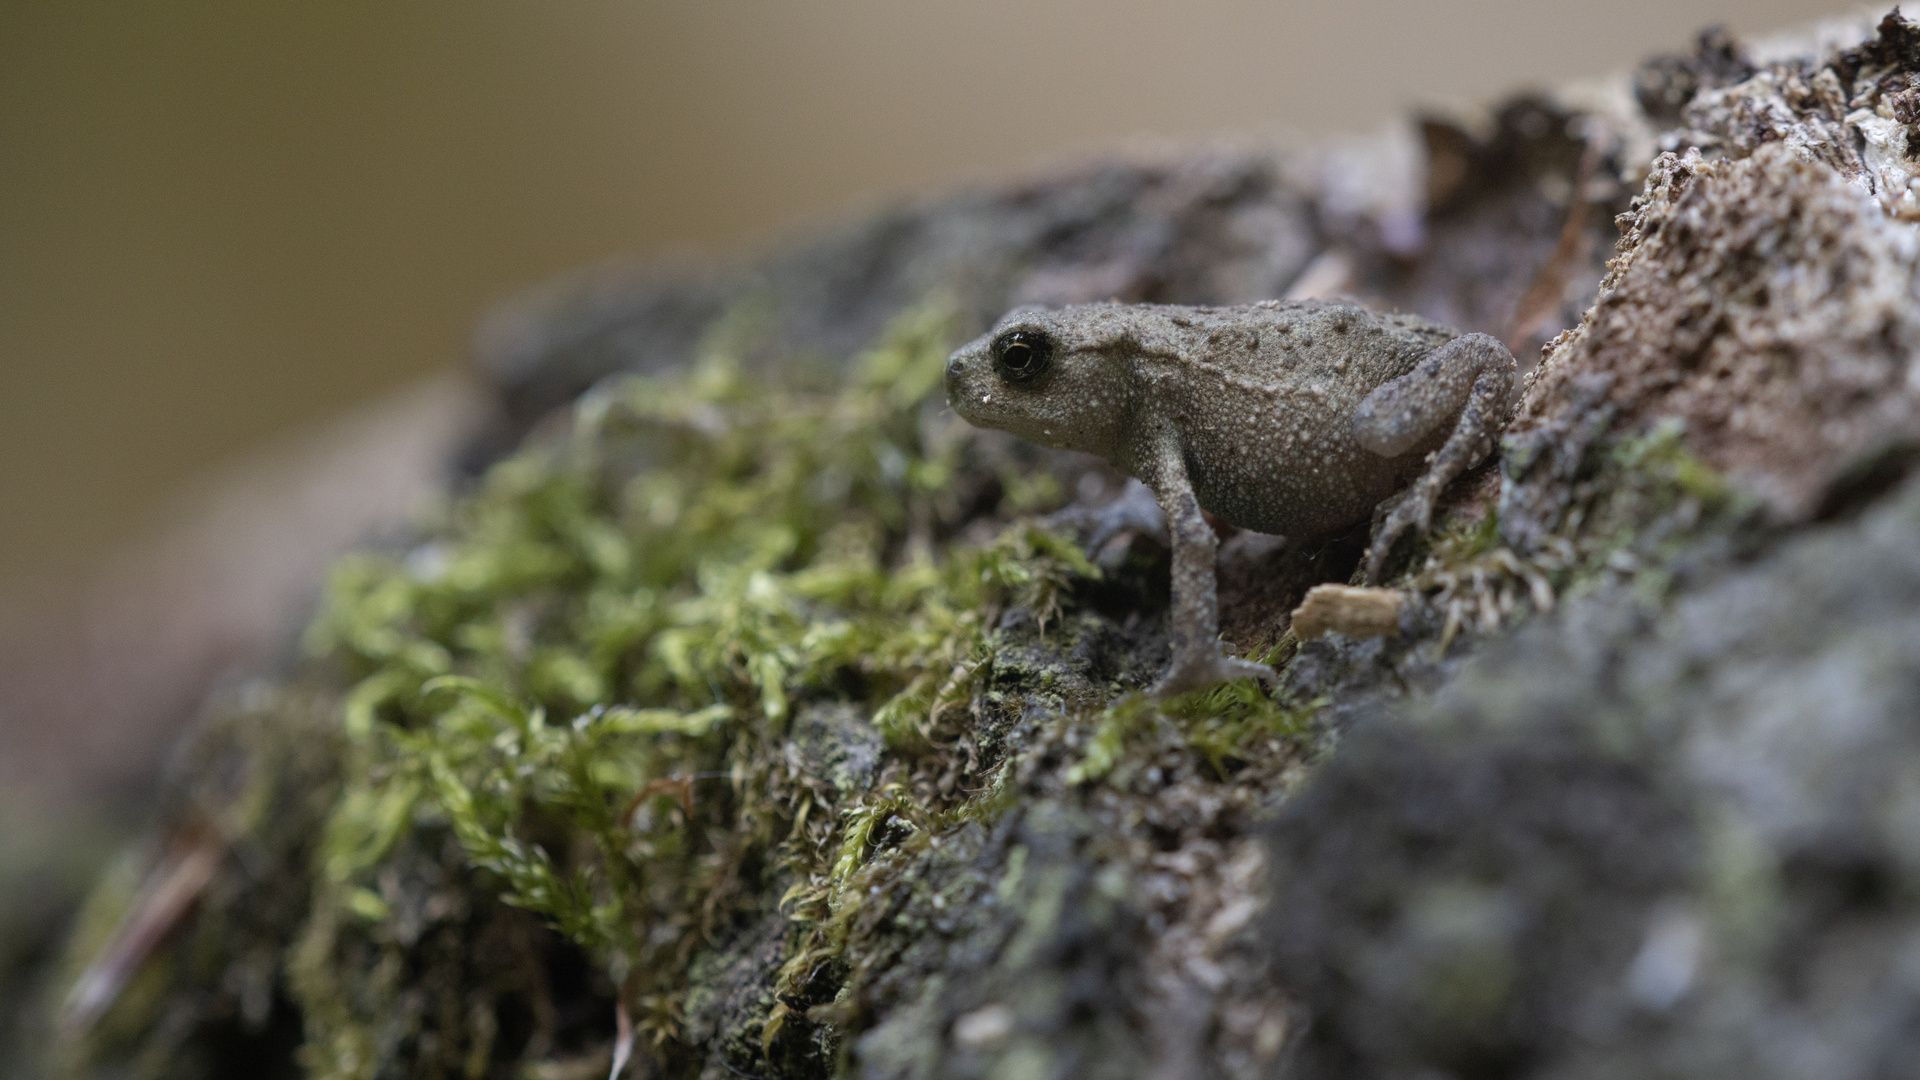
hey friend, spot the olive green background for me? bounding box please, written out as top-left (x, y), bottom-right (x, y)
top-left (0, 0), bottom-right (1859, 594)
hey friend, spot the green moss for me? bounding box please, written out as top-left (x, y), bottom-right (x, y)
top-left (45, 311), bottom-right (1749, 1076)
top-left (1066, 682), bottom-right (1321, 786)
top-left (1567, 419), bottom-right (1754, 599)
top-left (54, 296), bottom-right (1328, 1080)
top-left (282, 299), bottom-right (1153, 1075)
top-left (1404, 418), bottom-right (1754, 645)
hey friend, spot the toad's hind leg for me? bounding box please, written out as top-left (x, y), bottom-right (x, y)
top-left (1350, 332), bottom-right (1518, 582)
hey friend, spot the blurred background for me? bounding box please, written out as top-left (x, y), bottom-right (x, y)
top-left (0, 1), bottom-right (1866, 812)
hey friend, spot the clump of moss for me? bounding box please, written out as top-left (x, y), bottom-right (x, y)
top-left (1398, 417), bottom-right (1752, 647)
top-left (284, 300), bottom-right (1222, 1077)
top-left (55, 292), bottom-right (1431, 1079)
top-left (1067, 681), bottom-right (1321, 787)
top-left (50, 287), bottom-right (1771, 1079)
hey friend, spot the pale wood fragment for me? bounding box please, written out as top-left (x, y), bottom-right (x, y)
top-left (1289, 583), bottom-right (1404, 640)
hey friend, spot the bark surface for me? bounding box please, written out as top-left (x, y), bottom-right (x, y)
top-left (17, 11), bottom-right (1920, 1080)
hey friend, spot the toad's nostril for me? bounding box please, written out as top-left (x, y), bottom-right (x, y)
top-left (946, 356), bottom-right (965, 378)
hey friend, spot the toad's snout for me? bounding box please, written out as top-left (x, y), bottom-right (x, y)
top-left (944, 347), bottom-right (978, 408)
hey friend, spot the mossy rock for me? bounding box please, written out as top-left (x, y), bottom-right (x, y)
top-left (36, 11), bottom-right (1920, 1079)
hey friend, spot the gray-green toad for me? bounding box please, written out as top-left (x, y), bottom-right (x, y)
top-left (945, 299), bottom-right (1517, 694)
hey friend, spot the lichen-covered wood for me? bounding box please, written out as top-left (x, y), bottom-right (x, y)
top-left (25, 10), bottom-right (1920, 1080)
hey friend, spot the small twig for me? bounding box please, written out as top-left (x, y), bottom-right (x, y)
top-left (61, 817), bottom-right (225, 1036)
top-left (608, 971), bottom-right (638, 1080)
top-left (620, 771), bottom-right (737, 829)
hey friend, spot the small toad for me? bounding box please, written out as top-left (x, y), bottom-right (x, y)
top-left (945, 299), bottom-right (1517, 694)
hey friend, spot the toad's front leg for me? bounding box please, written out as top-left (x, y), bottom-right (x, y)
top-left (1144, 443), bottom-right (1279, 697)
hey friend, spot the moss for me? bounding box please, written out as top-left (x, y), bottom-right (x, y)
top-left (151, 295), bottom-right (1312, 1079)
top-left (68, 289), bottom-right (1702, 1078)
top-left (53, 309), bottom-right (1753, 1080)
top-left (50, 287), bottom-right (1765, 1079)
top-left (1394, 416), bottom-right (1755, 649)
top-left (1067, 682), bottom-right (1321, 787)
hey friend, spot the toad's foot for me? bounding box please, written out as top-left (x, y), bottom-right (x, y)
top-left (1363, 483), bottom-right (1438, 583)
top-left (1355, 332), bottom-right (1518, 582)
top-left (1150, 642), bottom-right (1278, 698)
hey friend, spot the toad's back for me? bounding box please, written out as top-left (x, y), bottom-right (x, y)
top-left (1118, 301), bottom-right (1461, 537)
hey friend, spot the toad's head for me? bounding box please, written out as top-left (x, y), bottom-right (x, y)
top-left (945, 303), bottom-right (1140, 458)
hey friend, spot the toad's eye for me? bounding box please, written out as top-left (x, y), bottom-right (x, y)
top-left (992, 329), bottom-right (1054, 383)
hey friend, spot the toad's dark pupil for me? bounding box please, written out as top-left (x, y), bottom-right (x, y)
top-left (993, 331), bottom-right (1052, 383)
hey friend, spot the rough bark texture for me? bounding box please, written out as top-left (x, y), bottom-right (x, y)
top-left (17, 10), bottom-right (1920, 1080)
